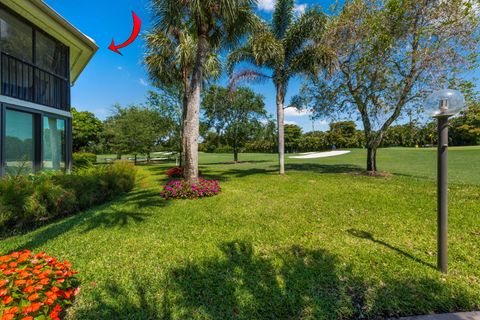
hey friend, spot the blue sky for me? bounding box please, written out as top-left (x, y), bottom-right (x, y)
top-left (43, 0), bottom-right (336, 132)
top-left (43, 0), bottom-right (478, 132)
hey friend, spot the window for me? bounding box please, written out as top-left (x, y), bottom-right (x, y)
top-left (35, 32), bottom-right (68, 78)
top-left (43, 116), bottom-right (66, 170)
top-left (0, 8), bottom-right (33, 63)
top-left (4, 109), bottom-right (35, 174)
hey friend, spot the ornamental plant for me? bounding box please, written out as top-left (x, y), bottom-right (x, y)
top-left (160, 178), bottom-right (221, 200)
top-left (165, 167), bottom-right (184, 179)
top-left (0, 250), bottom-right (80, 320)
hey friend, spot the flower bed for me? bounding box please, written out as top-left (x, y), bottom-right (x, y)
top-left (160, 178), bottom-right (221, 199)
top-left (0, 250), bottom-right (79, 320)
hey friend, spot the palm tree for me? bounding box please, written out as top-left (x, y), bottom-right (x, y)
top-left (228, 0), bottom-right (333, 174)
top-left (150, 0), bottom-right (259, 183)
top-left (144, 26), bottom-right (221, 166)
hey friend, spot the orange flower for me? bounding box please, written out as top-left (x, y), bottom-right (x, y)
top-left (2, 313), bottom-right (14, 320)
top-left (39, 278), bottom-right (50, 285)
top-left (14, 280), bottom-right (27, 286)
top-left (50, 286), bottom-right (60, 293)
top-left (0, 279), bottom-right (8, 287)
top-left (2, 270), bottom-right (14, 276)
top-left (27, 293), bottom-right (39, 301)
top-left (4, 306), bottom-right (18, 314)
top-left (19, 270), bottom-right (30, 278)
top-left (22, 302), bottom-right (43, 315)
top-left (0, 256), bottom-right (10, 263)
top-left (0, 264), bottom-right (7, 270)
top-left (21, 317), bottom-right (33, 320)
top-left (23, 286), bottom-right (35, 294)
top-left (7, 262), bottom-right (17, 268)
top-left (34, 285), bottom-right (43, 291)
top-left (0, 289), bottom-right (7, 297)
top-left (2, 295), bottom-right (13, 305)
top-left (49, 304), bottom-right (62, 320)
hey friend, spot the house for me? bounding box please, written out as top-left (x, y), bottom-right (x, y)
top-left (0, 0), bottom-right (97, 176)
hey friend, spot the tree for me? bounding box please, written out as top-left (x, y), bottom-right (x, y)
top-left (104, 105), bottom-right (169, 164)
top-left (144, 24), bottom-right (221, 167)
top-left (327, 121), bottom-right (359, 148)
top-left (203, 86), bottom-right (267, 162)
top-left (284, 124), bottom-right (302, 153)
top-left (71, 108), bottom-right (103, 153)
top-left (228, 0), bottom-right (333, 174)
top-left (294, 0), bottom-right (479, 172)
top-left (145, 90), bottom-right (183, 153)
top-left (150, 0), bottom-right (258, 183)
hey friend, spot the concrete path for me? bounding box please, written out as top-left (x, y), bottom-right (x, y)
top-left (289, 150), bottom-right (351, 159)
top-left (393, 312), bottom-right (480, 320)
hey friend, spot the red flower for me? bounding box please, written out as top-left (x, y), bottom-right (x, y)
top-left (21, 317), bottom-right (34, 320)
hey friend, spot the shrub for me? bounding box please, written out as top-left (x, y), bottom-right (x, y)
top-left (160, 178), bottom-right (221, 200)
top-left (0, 250), bottom-right (79, 320)
top-left (166, 167), bottom-right (183, 178)
top-left (165, 167), bottom-right (202, 179)
top-left (72, 152), bottom-right (97, 169)
top-left (0, 161), bottom-right (136, 234)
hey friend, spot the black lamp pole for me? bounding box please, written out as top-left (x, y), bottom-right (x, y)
top-left (437, 114), bottom-right (449, 273)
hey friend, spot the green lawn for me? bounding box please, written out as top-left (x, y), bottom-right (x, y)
top-left (1, 147), bottom-right (479, 319)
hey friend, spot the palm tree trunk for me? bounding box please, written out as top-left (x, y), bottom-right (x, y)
top-left (183, 33), bottom-right (208, 183)
top-left (276, 83), bottom-right (286, 175)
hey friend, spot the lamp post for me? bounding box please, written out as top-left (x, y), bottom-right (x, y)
top-left (424, 89), bottom-right (465, 273)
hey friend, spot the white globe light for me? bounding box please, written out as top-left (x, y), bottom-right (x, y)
top-left (424, 89), bottom-right (465, 117)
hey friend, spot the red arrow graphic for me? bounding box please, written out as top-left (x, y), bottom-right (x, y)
top-left (109, 11), bottom-right (142, 55)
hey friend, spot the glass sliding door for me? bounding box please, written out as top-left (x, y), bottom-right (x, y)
top-left (4, 109), bottom-right (35, 174)
top-left (43, 116), bottom-right (66, 170)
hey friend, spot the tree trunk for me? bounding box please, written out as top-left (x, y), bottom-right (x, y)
top-left (233, 140), bottom-right (239, 163)
top-left (276, 83), bottom-right (286, 175)
top-left (183, 33), bottom-right (208, 183)
top-left (366, 146), bottom-right (377, 172)
top-left (134, 154), bottom-right (137, 166)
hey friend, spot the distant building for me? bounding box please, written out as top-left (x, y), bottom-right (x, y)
top-left (0, 0), bottom-right (97, 175)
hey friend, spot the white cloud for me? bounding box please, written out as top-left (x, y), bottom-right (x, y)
top-left (294, 4), bottom-right (307, 14)
top-left (257, 0), bottom-right (307, 14)
top-left (284, 107), bottom-right (312, 116)
top-left (258, 0), bottom-right (276, 11)
top-left (285, 120), bottom-right (298, 125)
top-left (139, 78), bottom-right (148, 86)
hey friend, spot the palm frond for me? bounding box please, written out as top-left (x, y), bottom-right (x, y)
top-left (272, 0), bottom-right (295, 39)
top-left (284, 6), bottom-right (328, 63)
top-left (228, 69), bottom-right (271, 91)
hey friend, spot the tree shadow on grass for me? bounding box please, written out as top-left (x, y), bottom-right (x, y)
top-left (347, 229), bottom-right (436, 270)
top-left (8, 188), bottom-right (168, 253)
top-left (73, 241), bottom-right (480, 319)
top-left (286, 163), bottom-right (363, 174)
top-left (164, 241), bottom-right (349, 319)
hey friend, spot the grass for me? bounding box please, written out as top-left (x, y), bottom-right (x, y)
top-left (1, 147), bottom-right (479, 319)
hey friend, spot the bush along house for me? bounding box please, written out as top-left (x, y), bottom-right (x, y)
top-left (0, 0), bottom-right (97, 176)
